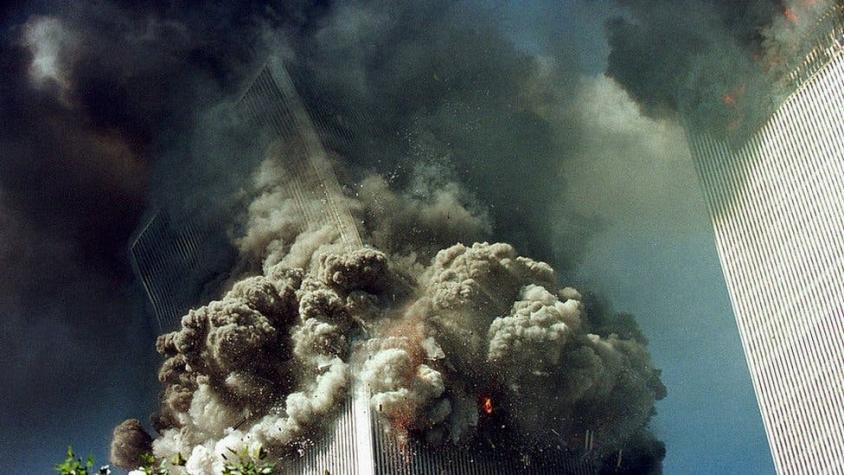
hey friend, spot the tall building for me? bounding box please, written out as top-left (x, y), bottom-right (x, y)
top-left (687, 5), bottom-right (844, 474)
top-left (281, 384), bottom-right (596, 475)
top-left (130, 58), bottom-right (363, 331)
top-left (237, 58), bottom-right (362, 249)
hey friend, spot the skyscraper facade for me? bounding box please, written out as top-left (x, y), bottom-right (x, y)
top-left (687, 7), bottom-right (844, 474)
top-left (281, 384), bottom-right (596, 475)
top-left (131, 59), bottom-right (362, 331)
top-left (237, 58), bottom-right (362, 249)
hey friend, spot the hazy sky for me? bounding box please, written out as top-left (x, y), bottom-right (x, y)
top-left (504, 2), bottom-right (775, 471)
top-left (561, 80), bottom-right (774, 473)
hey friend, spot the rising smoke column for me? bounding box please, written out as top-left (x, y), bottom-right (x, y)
top-left (289, 0), bottom-right (599, 268)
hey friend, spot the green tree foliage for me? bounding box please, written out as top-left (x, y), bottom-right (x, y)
top-left (55, 447), bottom-right (110, 475)
top-left (221, 446), bottom-right (275, 475)
top-left (57, 445), bottom-right (277, 475)
top-left (135, 452), bottom-right (175, 474)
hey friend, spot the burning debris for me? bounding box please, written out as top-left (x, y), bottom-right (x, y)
top-left (481, 397), bottom-right (493, 416)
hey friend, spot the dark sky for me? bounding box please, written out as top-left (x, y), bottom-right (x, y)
top-left (0, 0), bottom-right (785, 472)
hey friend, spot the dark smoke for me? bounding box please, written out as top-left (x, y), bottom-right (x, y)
top-left (606, 1), bottom-right (779, 119)
top-left (289, 0), bottom-right (598, 267)
top-left (0, 2), bottom-right (316, 469)
top-left (117, 164), bottom-right (666, 469)
top-left (2, 1), bottom-right (672, 472)
top-left (605, 0), bottom-right (837, 136)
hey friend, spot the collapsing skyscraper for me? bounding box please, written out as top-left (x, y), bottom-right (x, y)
top-left (131, 59), bottom-right (599, 473)
top-left (129, 56), bottom-right (367, 332)
top-left (237, 57), bottom-right (597, 475)
top-left (278, 382), bottom-right (597, 475)
top-left (687, 3), bottom-right (844, 473)
top-left (236, 58), bottom-right (362, 250)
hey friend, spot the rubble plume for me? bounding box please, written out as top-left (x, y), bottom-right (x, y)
top-left (113, 161), bottom-right (665, 473)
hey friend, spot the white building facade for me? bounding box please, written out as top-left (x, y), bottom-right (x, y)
top-left (687, 9), bottom-right (844, 474)
top-left (281, 383), bottom-right (596, 475)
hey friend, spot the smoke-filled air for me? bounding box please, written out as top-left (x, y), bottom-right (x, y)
top-left (9, 0), bottom-right (828, 473)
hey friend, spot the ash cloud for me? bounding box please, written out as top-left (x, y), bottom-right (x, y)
top-left (289, 0), bottom-right (601, 268)
top-left (113, 158), bottom-right (665, 473)
top-left (110, 419), bottom-right (153, 469)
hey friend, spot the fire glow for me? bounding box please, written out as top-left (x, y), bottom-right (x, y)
top-left (481, 396), bottom-right (493, 415)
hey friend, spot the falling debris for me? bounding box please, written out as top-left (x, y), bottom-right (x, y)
top-left (106, 3), bottom-right (667, 470)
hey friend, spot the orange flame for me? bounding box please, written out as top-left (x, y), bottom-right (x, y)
top-left (481, 396), bottom-right (493, 415)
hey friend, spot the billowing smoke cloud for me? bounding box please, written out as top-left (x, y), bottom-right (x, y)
top-left (287, 0), bottom-right (601, 268)
top-left (111, 152), bottom-right (665, 473)
top-left (234, 159), bottom-right (491, 275)
top-left (142, 251), bottom-right (369, 471)
top-left (366, 242), bottom-right (665, 452)
top-left (605, 0), bottom-right (839, 135)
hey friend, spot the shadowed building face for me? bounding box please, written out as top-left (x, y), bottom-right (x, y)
top-left (687, 4), bottom-right (844, 473)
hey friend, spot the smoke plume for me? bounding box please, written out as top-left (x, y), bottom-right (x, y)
top-left (110, 419), bottom-right (153, 469)
top-left (287, 0), bottom-right (601, 268)
top-left (0, 2), bottom-right (334, 466)
top-left (605, 0), bottom-right (840, 136)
